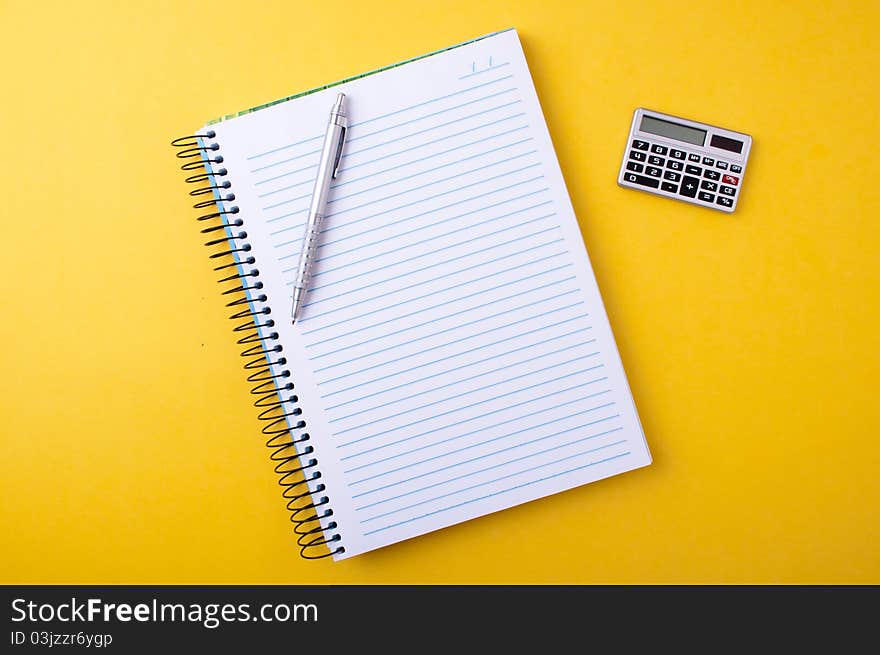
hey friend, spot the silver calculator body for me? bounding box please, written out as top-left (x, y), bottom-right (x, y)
top-left (618, 108), bottom-right (752, 213)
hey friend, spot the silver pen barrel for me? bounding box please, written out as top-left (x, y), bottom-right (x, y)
top-left (291, 93), bottom-right (347, 323)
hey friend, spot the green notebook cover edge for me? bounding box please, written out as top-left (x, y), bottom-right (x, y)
top-left (207, 28), bottom-right (514, 125)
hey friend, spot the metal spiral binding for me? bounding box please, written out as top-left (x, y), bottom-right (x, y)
top-left (171, 132), bottom-right (344, 560)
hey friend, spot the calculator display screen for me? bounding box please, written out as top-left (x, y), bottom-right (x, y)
top-left (640, 115), bottom-right (706, 146)
top-left (710, 134), bottom-right (744, 153)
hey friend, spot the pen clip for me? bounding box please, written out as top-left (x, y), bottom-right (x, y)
top-left (332, 125), bottom-right (347, 179)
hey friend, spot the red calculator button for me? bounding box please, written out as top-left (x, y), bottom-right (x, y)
top-left (722, 174), bottom-right (739, 185)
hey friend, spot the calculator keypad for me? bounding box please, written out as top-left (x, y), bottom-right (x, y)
top-left (620, 136), bottom-right (746, 212)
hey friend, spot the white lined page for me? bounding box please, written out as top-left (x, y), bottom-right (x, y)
top-left (210, 29), bottom-right (650, 558)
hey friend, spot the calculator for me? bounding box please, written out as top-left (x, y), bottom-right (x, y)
top-left (618, 108), bottom-right (752, 213)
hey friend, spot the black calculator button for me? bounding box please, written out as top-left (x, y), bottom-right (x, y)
top-left (702, 157), bottom-right (715, 166)
top-left (624, 172), bottom-right (660, 188)
top-left (703, 169), bottom-right (721, 181)
top-left (698, 191), bottom-right (715, 203)
top-left (685, 164), bottom-right (702, 175)
top-left (666, 160), bottom-right (683, 171)
top-left (648, 155), bottom-right (665, 166)
top-left (717, 196), bottom-right (734, 208)
top-left (626, 161), bottom-right (644, 173)
top-left (645, 166), bottom-right (662, 177)
top-left (688, 153), bottom-right (701, 162)
top-left (651, 144), bottom-right (668, 155)
top-left (629, 150), bottom-right (646, 162)
top-left (663, 171), bottom-right (681, 182)
top-left (669, 149), bottom-right (686, 160)
top-left (720, 185), bottom-right (736, 196)
top-left (661, 182), bottom-right (678, 192)
top-left (632, 139), bottom-right (649, 150)
top-left (679, 176), bottom-right (700, 198)
top-left (716, 161), bottom-right (728, 170)
top-left (730, 164), bottom-right (742, 173)
top-left (700, 180), bottom-right (718, 192)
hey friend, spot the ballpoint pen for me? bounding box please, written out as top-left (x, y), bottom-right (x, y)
top-left (291, 93), bottom-right (348, 324)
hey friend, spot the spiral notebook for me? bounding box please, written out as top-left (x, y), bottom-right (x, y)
top-left (173, 28), bottom-right (650, 560)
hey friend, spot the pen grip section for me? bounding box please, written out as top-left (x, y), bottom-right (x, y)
top-left (294, 213), bottom-right (323, 292)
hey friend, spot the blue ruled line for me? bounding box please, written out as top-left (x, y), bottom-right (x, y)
top-left (312, 294), bottom-right (578, 376)
top-left (352, 73), bottom-right (514, 129)
top-left (340, 385), bottom-right (607, 463)
top-left (310, 210), bottom-right (552, 279)
top-left (345, 98), bottom-right (522, 155)
top-left (331, 125), bottom-right (532, 189)
top-left (275, 186), bottom-right (549, 257)
top-left (325, 330), bottom-right (594, 412)
top-left (251, 112), bottom-right (528, 185)
top-left (329, 341), bottom-right (595, 423)
top-left (340, 122), bottom-right (530, 174)
top-left (347, 92), bottom-right (518, 144)
top-left (359, 438), bottom-right (626, 520)
top-left (303, 248), bottom-right (564, 335)
top-left (353, 416), bottom-right (620, 494)
top-left (273, 160), bottom-right (539, 245)
top-left (328, 147), bottom-right (535, 208)
top-left (271, 166), bottom-right (543, 239)
top-left (251, 147), bottom-right (322, 174)
top-left (341, 100), bottom-right (524, 169)
top-left (338, 366), bottom-right (605, 449)
top-left (357, 435), bottom-right (625, 517)
top-left (245, 73), bottom-right (514, 160)
top-left (343, 387), bottom-right (608, 473)
top-left (311, 279), bottom-right (576, 364)
top-left (305, 261), bottom-right (567, 348)
top-left (254, 161), bottom-right (319, 187)
top-left (261, 115), bottom-right (530, 212)
top-left (301, 216), bottom-right (555, 293)
top-left (329, 342), bottom-right (595, 426)
top-left (278, 179), bottom-right (556, 278)
top-left (257, 115), bottom-right (529, 189)
top-left (303, 246), bottom-right (565, 331)
top-left (272, 168), bottom-right (543, 244)
top-left (259, 136), bottom-right (532, 200)
top-left (300, 232), bottom-right (562, 310)
top-left (361, 451), bottom-right (632, 536)
top-left (310, 200), bottom-right (552, 272)
top-left (320, 310), bottom-right (588, 390)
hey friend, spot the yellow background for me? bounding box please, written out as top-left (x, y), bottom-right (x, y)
top-left (2, 0), bottom-right (878, 583)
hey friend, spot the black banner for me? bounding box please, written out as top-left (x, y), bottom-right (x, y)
top-left (1, 586), bottom-right (875, 651)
